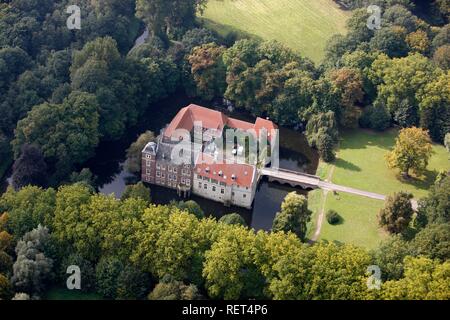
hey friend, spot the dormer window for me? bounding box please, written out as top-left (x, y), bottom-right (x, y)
top-left (231, 174), bottom-right (236, 181)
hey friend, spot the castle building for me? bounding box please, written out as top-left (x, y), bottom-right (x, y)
top-left (142, 104), bottom-right (278, 209)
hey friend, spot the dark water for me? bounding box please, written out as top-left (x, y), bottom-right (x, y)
top-left (83, 93), bottom-right (319, 230)
top-left (1, 92), bottom-right (318, 231)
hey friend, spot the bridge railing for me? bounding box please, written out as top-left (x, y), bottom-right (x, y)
top-left (264, 167), bottom-right (321, 180)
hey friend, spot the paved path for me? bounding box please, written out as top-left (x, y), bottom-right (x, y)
top-left (318, 181), bottom-right (386, 201)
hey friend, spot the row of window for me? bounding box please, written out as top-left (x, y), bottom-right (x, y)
top-left (197, 183), bottom-right (247, 199)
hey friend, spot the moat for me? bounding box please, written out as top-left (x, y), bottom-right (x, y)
top-left (1, 92), bottom-right (319, 231)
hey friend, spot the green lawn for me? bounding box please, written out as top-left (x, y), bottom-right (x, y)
top-left (308, 128), bottom-right (450, 249)
top-left (44, 287), bottom-right (103, 300)
top-left (333, 129), bottom-right (450, 199)
top-left (199, 0), bottom-right (351, 63)
top-left (320, 193), bottom-right (387, 250)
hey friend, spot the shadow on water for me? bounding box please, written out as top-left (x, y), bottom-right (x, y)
top-left (83, 93), bottom-right (319, 231)
top-left (2, 92), bottom-right (319, 231)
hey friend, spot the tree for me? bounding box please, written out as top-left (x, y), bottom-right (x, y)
top-left (382, 257), bottom-right (450, 300)
top-left (69, 168), bottom-right (96, 187)
top-left (121, 182), bottom-right (151, 204)
top-left (219, 214), bottom-right (247, 227)
top-left (175, 200), bottom-right (204, 219)
top-left (95, 256), bottom-right (124, 299)
top-left (326, 210), bottom-right (341, 225)
top-left (406, 30), bottom-right (430, 54)
top-left (370, 53), bottom-right (438, 128)
top-left (61, 254), bottom-right (96, 293)
top-left (181, 28), bottom-right (217, 54)
top-left (378, 192), bottom-right (414, 234)
top-left (203, 226), bottom-right (265, 300)
top-left (317, 132), bottom-right (336, 163)
top-left (11, 225), bottom-right (53, 295)
top-left (359, 103), bottom-right (392, 131)
top-left (305, 112), bottom-right (339, 149)
top-left (418, 175), bottom-right (449, 225)
top-left (116, 265), bottom-right (151, 300)
top-left (12, 92), bottom-right (100, 183)
top-left (126, 131), bottom-right (156, 174)
top-left (328, 68), bottom-right (364, 128)
top-left (372, 235), bottom-right (414, 281)
top-left (188, 43), bottom-right (227, 101)
top-left (51, 184), bottom-right (95, 261)
top-left (417, 72), bottom-right (450, 143)
top-left (0, 186), bottom-right (56, 239)
top-left (132, 207), bottom-right (216, 284)
top-left (0, 273), bottom-right (13, 300)
top-left (370, 26), bottom-right (408, 58)
top-left (136, 0), bottom-right (207, 42)
top-left (386, 127), bottom-right (433, 177)
top-left (433, 45), bottom-right (450, 70)
top-left (0, 47), bottom-right (31, 92)
top-left (11, 144), bottom-right (47, 190)
top-left (272, 192), bottom-right (312, 241)
top-left (411, 223), bottom-right (450, 261)
top-left (148, 275), bottom-right (202, 300)
top-left (432, 24), bottom-right (450, 51)
top-left (12, 292), bottom-right (30, 300)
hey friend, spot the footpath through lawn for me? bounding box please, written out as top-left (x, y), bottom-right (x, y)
top-left (308, 128), bottom-right (449, 249)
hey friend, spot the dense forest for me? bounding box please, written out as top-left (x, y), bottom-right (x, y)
top-left (0, 0), bottom-right (449, 300)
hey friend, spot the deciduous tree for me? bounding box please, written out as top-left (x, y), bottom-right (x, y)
top-left (378, 192), bottom-right (414, 234)
top-left (272, 192), bottom-right (312, 241)
top-left (386, 127), bottom-right (433, 177)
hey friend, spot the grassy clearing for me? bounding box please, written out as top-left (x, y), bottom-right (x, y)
top-left (319, 193), bottom-right (387, 250)
top-left (308, 128), bottom-right (449, 249)
top-left (199, 0), bottom-right (351, 63)
top-left (44, 287), bottom-right (103, 300)
top-left (333, 129), bottom-right (450, 199)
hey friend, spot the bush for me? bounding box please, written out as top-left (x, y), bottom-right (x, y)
top-left (360, 104), bottom-right (392, 131)
top-left (326, 210), bottom-right (341, 225)
top-left (219, 213), bottom-right (247, 226)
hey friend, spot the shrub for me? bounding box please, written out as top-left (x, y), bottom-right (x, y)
top-left (326, 210), bottom-right (341, 225)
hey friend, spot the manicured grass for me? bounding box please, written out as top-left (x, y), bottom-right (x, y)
top-left (199, 0), bottom-right (351, 63)
top-left (319, 193), bottom-right (387, 250)
top-left (306, 188), bottom-right (324, 239)
top-left (308, 128), bottom-right (449, 249)
top-left (44, 287), bottom-right (103, 300)
top-left (333, 129), bottom-right (450, 199)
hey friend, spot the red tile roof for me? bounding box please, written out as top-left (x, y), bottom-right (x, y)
top-left (195, 153), bottom-right (255, 189)
top-left (164, 104), bottom-right (278, 143)
top-left (164, 104), bottom-right (227, 138)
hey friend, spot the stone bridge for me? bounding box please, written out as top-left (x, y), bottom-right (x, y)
top-left (260, 167), bottom-right (388, 202)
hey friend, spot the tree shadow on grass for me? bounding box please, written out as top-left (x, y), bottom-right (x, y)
top-left (339, 128), bottom-right (397, 151)
top-left (396, 169), bottom-right (439, 193)
top-left (198, 17), bottom-right (264, 43)
top-left (334, 158), bottom-right (361, 172)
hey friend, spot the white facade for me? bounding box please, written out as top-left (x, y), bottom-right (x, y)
top-left (192, 171), bottom-right (257, 209)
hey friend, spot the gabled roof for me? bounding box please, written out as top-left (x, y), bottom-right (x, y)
top-left (164, 104), bottom-right (278, 143)
top-left (164, 104), bottom-right (228, 138)
top-left (194, 153), bottom-right (255, 189)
